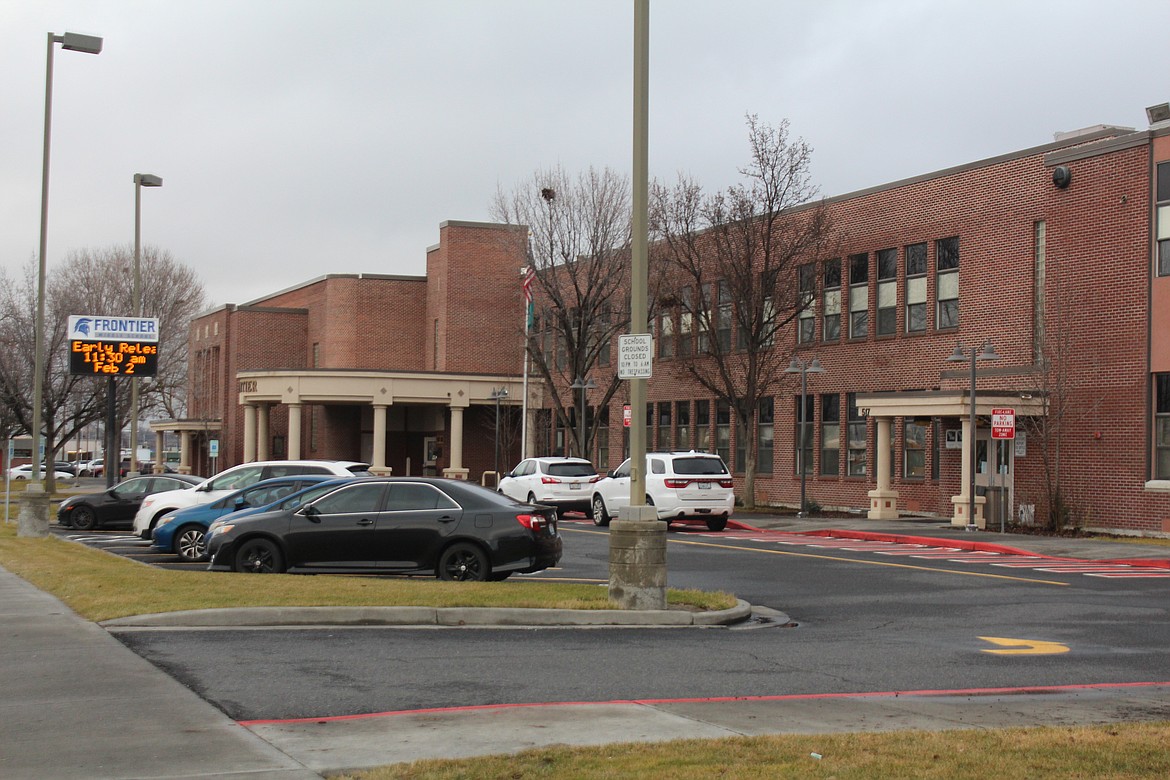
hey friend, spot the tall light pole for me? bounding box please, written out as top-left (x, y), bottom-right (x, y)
top-left (129, 173), bottom-right (162, 476)
top-left (570, 375), bottom-right (597, 460)
top-left (946, 342), bottom-right (1000, 532)
top-left (785, 357), bottom-right (824, 516)
top-left (24, 32), bottom-right (101, 536)
top-left (490, 386), bottom-right (508, 486)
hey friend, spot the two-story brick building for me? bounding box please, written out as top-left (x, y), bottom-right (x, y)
top-left (155, 107), bottom-right (1170, 536)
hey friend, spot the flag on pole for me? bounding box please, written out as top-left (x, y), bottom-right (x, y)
top-left (521, 265), bottom-right (536, 329)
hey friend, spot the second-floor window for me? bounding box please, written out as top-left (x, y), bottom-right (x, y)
top-left (849, 253), bottom-right (869, 339)
top-left (905, 242), bottom-right (928, 332)
top-left (823, 258), bottom-right (841, 342)
top-left (936, 236), bottom-right (960, 329)
top-left (876, 248), bottom-right (897, 336)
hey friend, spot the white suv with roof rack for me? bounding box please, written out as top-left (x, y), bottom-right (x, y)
top-left (590, 451), bottom-right (735, 531)
top-left (498, 457), bottom-right (601, 518)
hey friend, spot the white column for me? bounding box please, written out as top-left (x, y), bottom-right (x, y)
top-left (287, 403), bottom-right (302, 460)
top-left (179, 431), bottom-right (192, 474)
top-left (154, 430), bottom-right (165, 473)
top-left (443, 405), bottom-right (469, 480)
top-left (867, 416), bottom-right (900, 519)
top-left (243, 404), bottom-right (257, 463)
top-left (257, 404), bottom-right (270, 461)
top-left (950, 416), bottom-right (985, 527)
top-left (371, 404), bottom-right (390, 475)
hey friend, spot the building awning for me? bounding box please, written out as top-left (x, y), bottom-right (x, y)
top-left (855, 390), bottom-right (1046, 419)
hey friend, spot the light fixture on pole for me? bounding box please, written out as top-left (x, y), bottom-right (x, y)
top-left (490, 386), bottom-right (509, 486)
top-left (129, 173), bottom-right (162, 477)
top-left (569, 375), bottom-right (597, 460)
top-left (945, 342), bottom-right (1000, 532)
top-left (785, 357), bottom-right (824, 517)
top-left (25, 31), bottom-right (101, 536)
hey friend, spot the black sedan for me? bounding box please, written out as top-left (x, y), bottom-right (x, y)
top-left (205, 477), bottom-right (562, 581)
top-left (56, 474), bottom-right (205, 531)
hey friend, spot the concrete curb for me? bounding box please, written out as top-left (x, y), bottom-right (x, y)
top-left (99, 599), bottom-right (755, 629)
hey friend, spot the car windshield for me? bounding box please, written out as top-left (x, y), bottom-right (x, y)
top-left (671, 457), bottom-right (728, 476)
top-left (546, 462), bottom-right (597, 477)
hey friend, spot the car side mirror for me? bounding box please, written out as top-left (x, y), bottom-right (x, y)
top-left (303, 504), bottom-right (321, 523)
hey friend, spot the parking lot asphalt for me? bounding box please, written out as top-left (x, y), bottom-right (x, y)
top-left (3, 510), bottom-right (1169, 777)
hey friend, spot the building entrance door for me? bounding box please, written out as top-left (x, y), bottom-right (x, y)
top-left (975, 430), bottom-right (1014, 530)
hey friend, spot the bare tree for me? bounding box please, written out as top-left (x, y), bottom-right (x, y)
top-left (651, 115), bottom-right (836, 508)
top-left (0, 247), bottom-right (205, 490)
top-left (491, 167), bottom-right (633, 461)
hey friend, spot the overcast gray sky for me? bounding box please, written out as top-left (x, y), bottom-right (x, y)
top-left (3, 1), bottom-right (1169, 308)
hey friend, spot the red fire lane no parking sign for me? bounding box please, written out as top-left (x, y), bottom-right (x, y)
top-left (991, 407), bottom-right (1016, 439)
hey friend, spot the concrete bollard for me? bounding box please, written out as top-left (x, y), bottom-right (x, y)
top-left (608, 506), bottom-right (667, 610)
top-left (17, 485), bottom-right (52, 538)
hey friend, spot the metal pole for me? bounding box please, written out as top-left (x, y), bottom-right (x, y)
top-left (493, 395), bottom-right (500, 483)
top-left (629, 0), bottom-right (649, 505)
top-left (798, 366), bottom-right (808, 517)
top-left (31, 32), bottom-right (57, 485)
top-left (130, 179), bottom-right (142, 476)
top-left (967, 349), bottom-right (977, 532)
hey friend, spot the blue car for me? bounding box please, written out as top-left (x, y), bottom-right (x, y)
top-left (151, 475), bottom-right (351, 562)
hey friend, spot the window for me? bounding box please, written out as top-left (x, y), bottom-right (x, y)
top-left (598, 304), bottom-right (612, 367)
top-left (735, 401), bottom-right (747, 473)
top-left (695, 399), bottom-right (711, 451)
top-left (676, 400), bottom-right (691, 451)
top-left (698, 283), bottom-right (714, 354)
top-left (313, 482), bottom-right (386, 514)
top-left (876, 248), bottom-right (897, 336)
top-left (904, 419), bottom-right (928, 479)
top-left (678, 287), bottom-right (693, 357)
top-left (936, 236), bottom-right (960, 329)
top-left (1159, 163), bottom-right (1170, 276)
top-left (848, 253), bottom-right (868, 339)
top-left (820, 393), bottom-right (840, 476)
top-left (716, 400), bottom-right (731, 465)
top-left (716, 280), bottom-right (732, 352)
top-left (657, 401), bottom-right (671, 451)
top-left (795, 395), bottom-right (814, 476)
top-left (659, 311), bottom-right (674, 358)
top-left (596, 405), bottom-right (609, 469)
top-left (758, 398), bottom-right (774, 473)
top-left (797, 264), bottom-right (816, 344)
top-left (1034, 222), bottom-right (1046, 361)
top-left (823, 259), bottom-right (841, 342)
top-left (1157, 374), bottom-right (1170, 479)
top-left (905, 242), bottom-right (927, 332)
top-left (847, 393), bottom-right (867, 477)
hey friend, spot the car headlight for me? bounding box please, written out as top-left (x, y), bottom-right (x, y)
top-left (208, 523), bottom-right (234, 538)
top-left (156, 514), bottom-right (176, 528)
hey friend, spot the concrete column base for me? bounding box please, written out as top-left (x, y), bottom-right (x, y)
top-left (17, 485), bottom-right (52, 538)
top-left (442, 468), bottom-right (468, 481)
top-left (951, 494), bottom-right (987, 529)
top-left (368, 466), bottom-right (394, 476)
top-left (609, 506), bottom-right (667, 610)
top-left (867, 488), bottom-right (900, 520)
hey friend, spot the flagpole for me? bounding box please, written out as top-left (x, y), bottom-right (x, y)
top-left (520, 267), bottom-right (533, 460)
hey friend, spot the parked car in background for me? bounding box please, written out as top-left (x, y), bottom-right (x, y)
top-left (56, 474), bottom-right (205, 531)
top-left (77, 459), bottom-right (105, 478)
top-left (151, 475), bottom-right (350, 562)
top-left (7, 464), bottom-right (73, 481)
top-left (205, 477), bottom-right (562, 580)
top-left (133, 460), bottom-right (371, 539)
top-left (590, 451), bottom-right (735, 531)
top-left (498, 457), bottom-right (601, 518)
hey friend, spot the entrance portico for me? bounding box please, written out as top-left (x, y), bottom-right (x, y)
top-left (856, 391), bottom-right (1044, 525)
top-left (235, 370), bottom-right (522, 479)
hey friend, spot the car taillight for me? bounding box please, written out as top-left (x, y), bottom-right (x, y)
top-left (515, 513), bottom-right (550, 531)
top-left (718, 479), bottom-right (734, 489)
top-left (540, 476), bottom-right (561, 484)
top-left (664, 478), bottom-right (691, 488)
top-left (589, 475), bottom-right (603, 483)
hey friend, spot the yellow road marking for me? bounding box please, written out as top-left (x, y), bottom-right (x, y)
top-left (978, 636), bottom-right (1071, 655)
top-left (563, 528), bottom-right (1070, 587)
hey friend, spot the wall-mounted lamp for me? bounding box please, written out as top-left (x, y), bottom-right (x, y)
top-left (1146, 103), bottom-right (1170, 125)
top-left (1052, 165), bottom-right (1072, 189)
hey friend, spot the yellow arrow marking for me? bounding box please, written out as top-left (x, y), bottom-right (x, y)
top-left (978, 636), bottom-right (1070, 655)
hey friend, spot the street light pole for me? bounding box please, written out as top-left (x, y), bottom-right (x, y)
top-left (570, 375), bottom-right (597, 460)
top-left (490, 386), bottom-right (508, 486)
top-left (946, 342), bottom-right (1000, 532)
top-left (130, 173), bottom-right (162, 477)
top-left (24, 31), bottom-right (101, 537)
top-left (785, 357), bottom-right (824, 516)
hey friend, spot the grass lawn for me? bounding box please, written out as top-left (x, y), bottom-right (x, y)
top-left (0, 522), bottom-right (735, 622)
top-left (329, 722), bottom-right (1170, 779)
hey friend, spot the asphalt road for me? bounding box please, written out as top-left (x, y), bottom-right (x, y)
top-left (106, 520), bottom-right (1170, 722)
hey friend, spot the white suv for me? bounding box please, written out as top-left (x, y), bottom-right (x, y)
top-left (132, 459), bottom-right (370, 538)
top-left (498, 457), bottom-right (601, 518)
top-left (591, 451), bottom-right (735, 531)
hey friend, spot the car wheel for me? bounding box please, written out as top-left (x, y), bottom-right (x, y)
top-left (174, 525), bottom-right (207, 563)
top-left (70, 506), bottom-right (98, 531)
top-left (437, 542), bottom-right (490, 581)
top-left (233, 538), bottom-right (284, 574)
top-left (527, 492), bottom-right (537, 505)
top-left (706, 517), bottom-right (728, 532)
top-left (591, 494), bottom-right (610, 527)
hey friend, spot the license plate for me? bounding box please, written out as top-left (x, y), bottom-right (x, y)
top-left (698, 481), bottom-right (711, 489)
top-left (569, 482), bottom-right (581, 490)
